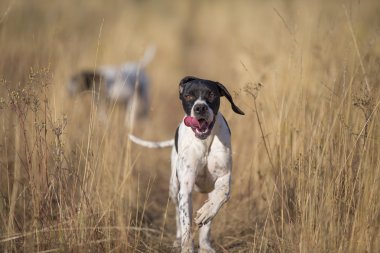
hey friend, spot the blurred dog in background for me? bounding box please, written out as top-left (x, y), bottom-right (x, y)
top-left (68, 46), bottom-right (155, 122)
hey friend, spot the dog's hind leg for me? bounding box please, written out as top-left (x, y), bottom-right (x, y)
top-left (198, 221), bottom-right (215, 253)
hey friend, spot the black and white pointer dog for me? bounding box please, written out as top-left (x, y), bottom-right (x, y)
top-left (68, 46), bottom-right (155, 119)
top-left (130, 76), bottom-right (244, 253)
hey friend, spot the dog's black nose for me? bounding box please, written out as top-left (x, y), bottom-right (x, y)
top-left (194, 103), bottom-right (208, 115)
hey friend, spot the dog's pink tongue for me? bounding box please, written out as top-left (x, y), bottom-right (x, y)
top-left (184, 116), bottom-right (200, 129)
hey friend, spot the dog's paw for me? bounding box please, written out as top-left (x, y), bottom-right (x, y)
top-left (172, 238), bottom-right (181, 248)
top-left (180, 246), bottom-right (195, 253)
top-left (199, 247), bottom-right (216, 253)
top-left (194, 201), bottom-right (218, 226)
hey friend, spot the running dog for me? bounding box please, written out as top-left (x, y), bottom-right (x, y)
top-left (68, 46), bottom-right (155, 119)
top-left (130, 76), bottom-right (244, 253)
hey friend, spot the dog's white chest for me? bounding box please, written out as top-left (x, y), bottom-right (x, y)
top-left (107, 81), bottom-right (133, 101)
top-left (176, 114), bottom-right (232, 193)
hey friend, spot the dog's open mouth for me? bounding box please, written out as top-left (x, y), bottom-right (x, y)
top-left (184, 116), bottom-right (215, 139)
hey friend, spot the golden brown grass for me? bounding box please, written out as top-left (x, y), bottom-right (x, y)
top-left (1, 0), bottom-right (380, 252)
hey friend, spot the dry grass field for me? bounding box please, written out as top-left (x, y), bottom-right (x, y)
top-left (1, 0), bottom-right (380, 252)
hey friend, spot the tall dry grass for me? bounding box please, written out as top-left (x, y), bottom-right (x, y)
top-left (1, 0), bottom-right (380, 252)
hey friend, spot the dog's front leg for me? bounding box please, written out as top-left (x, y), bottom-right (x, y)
top-left (194, 172), bottom-right (230, 253)
top-left (177, 159), bottom-right (197, 253)
top-left (195, 172), bottom-right (231, 226)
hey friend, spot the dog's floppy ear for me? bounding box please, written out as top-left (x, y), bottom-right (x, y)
top-left (216, 82), bottom-right (245, 115)
top-left (81, 71), bottom-right (101, 90)
top-left (83, 72), bottom-right (95, 89)
top-left (179, 76), bottom-right (198, 98)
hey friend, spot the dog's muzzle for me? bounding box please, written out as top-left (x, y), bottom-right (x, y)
top-left (184, 116), bottom-right (215, 140)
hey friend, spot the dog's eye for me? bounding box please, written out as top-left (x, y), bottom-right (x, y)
top-left (207, 92), bottom-right (216, 101)
top-left (184, 94), bottom-right (194, 101)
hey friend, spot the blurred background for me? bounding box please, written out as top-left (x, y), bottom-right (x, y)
top-left (1, 0), bottom-right (380, 252)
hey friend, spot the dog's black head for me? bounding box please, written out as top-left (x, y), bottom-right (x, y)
top-left (68, 71), bottom-right (103, 96)
top-left (179, 76), bottom-right (244, 139)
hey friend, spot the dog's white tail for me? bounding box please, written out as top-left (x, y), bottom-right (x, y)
top-left (139, 45), bottom-right (156, 68)
top-left (129, 134), bottom-right (174, 148)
